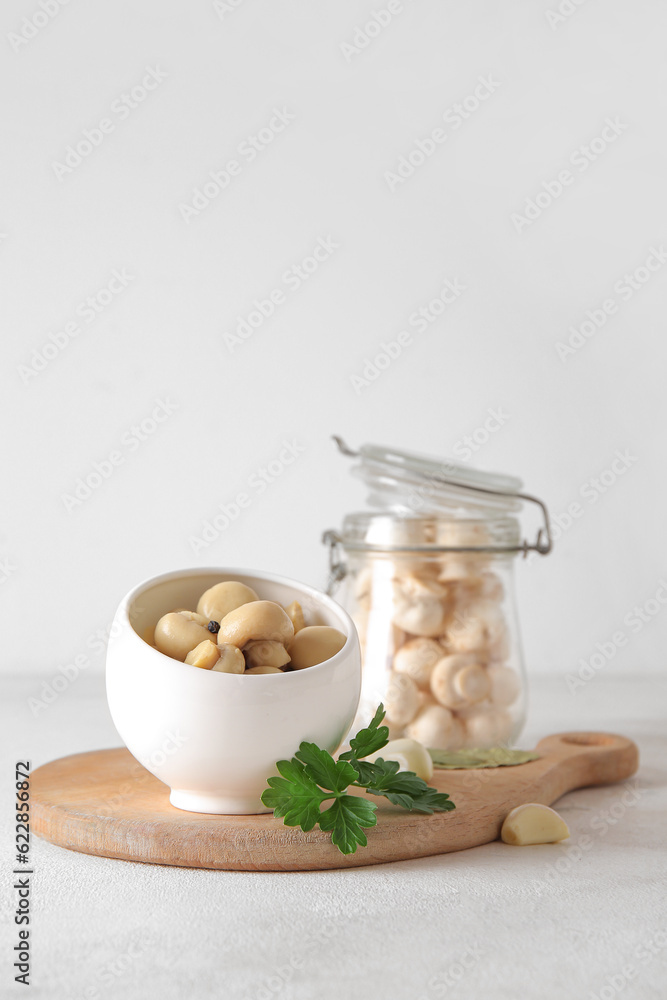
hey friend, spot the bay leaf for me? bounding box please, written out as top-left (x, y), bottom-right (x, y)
top-left (429, 747), bottom-right (540, 769)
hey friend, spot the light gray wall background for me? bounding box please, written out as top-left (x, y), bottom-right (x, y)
top-left (2, 0), bottom-right (665, 693)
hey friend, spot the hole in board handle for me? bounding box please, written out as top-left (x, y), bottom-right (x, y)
top-left (560, 733), bottom-right (617, 747)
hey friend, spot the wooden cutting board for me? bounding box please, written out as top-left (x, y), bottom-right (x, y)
top-left (31, 731), bottom-right (638, 871)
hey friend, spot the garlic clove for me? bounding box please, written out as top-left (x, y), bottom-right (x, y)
top-left (501, 803), bottom-right (570, 845)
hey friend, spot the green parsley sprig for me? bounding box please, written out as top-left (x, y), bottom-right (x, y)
top-left (261, 705), bottom-right (455, 855)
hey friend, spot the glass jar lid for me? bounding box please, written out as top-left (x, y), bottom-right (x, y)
top-left (323, 438), bottom-right (552, 589)
top-left (338, 438), bottom-right (524, 517)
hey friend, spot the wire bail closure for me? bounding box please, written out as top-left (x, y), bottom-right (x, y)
top-left (322, 529), bottom-right (348, 595)
top-left (323, 437), bottom-right (553, 593)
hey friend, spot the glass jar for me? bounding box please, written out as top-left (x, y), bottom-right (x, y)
top-left (323, 439), bottom-right (552, 750)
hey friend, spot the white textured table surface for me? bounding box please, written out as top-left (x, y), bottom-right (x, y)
top-left (2, 673), bottom-right (666, 1000)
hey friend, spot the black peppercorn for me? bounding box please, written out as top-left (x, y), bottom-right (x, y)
top-left (207, 620), bottom-right (220, 634)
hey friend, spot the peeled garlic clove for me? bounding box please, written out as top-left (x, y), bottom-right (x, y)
top-left (378, 751), bottom-right (411, 772)
top-left (211, 643), bottom-right (246, 674)
top-left (245, 666), bottom-right (284, 674)
top-left (288, 626), bottom-right (346, 669)
top-left (365, 737), bottom-right (434, 781)
top-left (243, 639), bottom-right (290, 668)
top-left (197, 581), bottom-right (260, 622)
top-left (393, 637), bottom-right (443, 688)
top-left (501, 803), bottom-right (570, 845)
top-left (185, 639), bottom-right (221, 670)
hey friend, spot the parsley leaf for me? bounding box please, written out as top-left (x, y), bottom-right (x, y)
top-left (364, 758), bottom-right (455, 814)
top-left (261, 704), bottom-right (456, 855)
top-left (345, 757), bottom-right (387, 786)
top-left (318, 796), bottom-right (378, 854)
top-left (340, 703), bottom-right (390, 761)
top-left (295, 742), bottom-right (358, 792)
top-left (262, 759), bottom-right (326, 831)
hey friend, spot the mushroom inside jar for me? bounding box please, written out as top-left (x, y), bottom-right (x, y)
top-left (352, 554), bottom-right (520, 751)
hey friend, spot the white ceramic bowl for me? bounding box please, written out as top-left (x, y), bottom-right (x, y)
top-left (106, 568), bottom-right (361, 814)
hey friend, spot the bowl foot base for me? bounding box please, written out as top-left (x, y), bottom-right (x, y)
top-left (169, 789), bottom-right (273, 815)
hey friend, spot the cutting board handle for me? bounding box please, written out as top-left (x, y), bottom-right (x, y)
top-left (535, 731), bottom-right (639, 790)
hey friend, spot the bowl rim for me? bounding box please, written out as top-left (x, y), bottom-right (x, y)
top-left (113, 566), bottom-right (359, 683)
